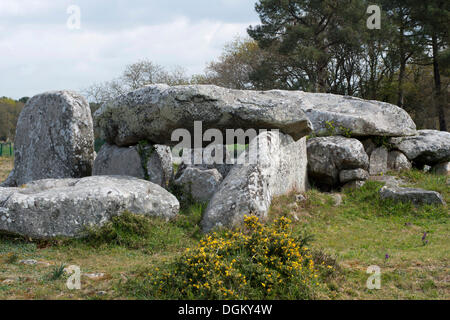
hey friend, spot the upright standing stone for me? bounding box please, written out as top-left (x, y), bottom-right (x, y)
top-left (432, 162), bottom-right (450, 176)
top-left (361, 139), bottom-right (376, 157)
top-left (146, 145), bottom-right (173, 189)
top-left (370, 147), bottom-right (389, 175)
top-left (93, 143), bottom-right (173, 189)
top-left (2, 91), bottom-right (94, 187)
top-left (174, 144), bottom-right (233, 179)
top-left (201, 132), bottom-right (308, 233)
top-left (173, 167), bottom-right (223, 203)
top-left (93, 143), bottom-right (145, 179)
top-left (388, 151), bottom-right (412, 172)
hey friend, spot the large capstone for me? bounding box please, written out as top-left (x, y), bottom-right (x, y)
top-left (2, 91), bottom-right (94, 187)
top-left (268, 91), bottom-right (417, 137)
top-left (389, 130), bottom-right (450, 166)
top-left (201, 131), bottom-right (308, 233)
top-left (307, 136), bottom-right (369, 187)
top-left (94, 84), bottom-right (313, 147)
top-left (0, 176), bottom-right (179, 239)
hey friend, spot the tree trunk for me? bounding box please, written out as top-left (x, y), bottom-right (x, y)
top-left (397, 23), bottom-right (405, 108)
top-left (432, 33), bottom-right (447, 131)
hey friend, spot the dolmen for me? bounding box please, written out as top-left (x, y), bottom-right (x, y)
top-left (1, 84), bottom-right (448, 239)
top-left (93, 85), bottom-right (313, 232)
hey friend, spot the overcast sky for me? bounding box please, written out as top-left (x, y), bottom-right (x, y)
top-left (0, 0), bottom-right (259, 99)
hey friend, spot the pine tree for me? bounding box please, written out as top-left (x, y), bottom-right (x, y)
top-left (248, 0), bottom-right (367, 93)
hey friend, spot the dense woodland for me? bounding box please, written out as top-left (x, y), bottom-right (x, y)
top-left (1, 0), bottom-right (449, 141)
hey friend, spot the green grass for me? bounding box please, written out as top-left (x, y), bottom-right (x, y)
top-left (269, 170), bottom-right (449, 299)
top-left (0, 201), bottom-right (208, 300)
top-left (0, 169), bottom-right (448, 300)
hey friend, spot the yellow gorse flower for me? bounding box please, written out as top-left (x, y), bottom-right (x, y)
top-left (147, 215), bottom-right (327, 300)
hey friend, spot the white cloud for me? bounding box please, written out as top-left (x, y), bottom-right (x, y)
top-left (1, 5), bottom-right (258, 99)
top-left (0, 0), bottom-right (57, 17)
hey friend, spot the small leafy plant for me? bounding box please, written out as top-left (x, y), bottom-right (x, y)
top-left (5, 252), bottom-right (19, 264)
top-left (47, 263), bottom-right (66, 281)
top-left (324, 121), bottom-right (353, 137)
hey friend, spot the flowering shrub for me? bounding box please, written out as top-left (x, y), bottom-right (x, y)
top-left (132, 216), bottom-right (334, 300)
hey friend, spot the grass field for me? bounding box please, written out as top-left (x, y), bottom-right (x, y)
top-left (0, 156), bottom-right (448, 300)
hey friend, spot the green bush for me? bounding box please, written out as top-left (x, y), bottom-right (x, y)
top-left (121, 216), bottom-right (334, 300)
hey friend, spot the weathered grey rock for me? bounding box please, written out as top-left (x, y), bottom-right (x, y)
top-left (2, 91), bottom-right (94, 187)
top-left (295, 194), bottom-right (307, 203)
top-left (388, 151), bottom-right (412, 172)
top-left (307, 136), bottom-right (369, 187)
top-left (390, 130), bottom-right (450, 165)
top-left (173, 167), bottom-right (223, 202)
top-left (432, 162), bottom-right (450, 176)
top-left (379, 186), bottom-right (446, 206)
top-left (19, 259), bottom-right (38, 265)
top-left (146, 145), bottom-right (173, 189)
top-left (369, 147), bottom-right (389, 175)
top-left (342, 180), bottom-right (366, 191)
top-left (330, 194), bottom-right (343, 206)
top-left (339, 169), bottom-right (369, 184)
top-left (362, 139), bottom-right (377, 157)
top-left (369, 175), bottom-right (406, 188)
top-left (93, 143), bottom-right (173, 189)
top-left (202, 132), bottom-right (308, 233)
top-left (269, 91), bottom-right (417, 137)
top-left (93, 144), bottom-right (145, 179)
top-left (174, 144), bottom-right (233, 179)
top-left (94, 84), bottom-right (313, 147)
top-left (0, 176), bottom-right (179, 239)
top-left (1, 170), bottom-right (15, 187)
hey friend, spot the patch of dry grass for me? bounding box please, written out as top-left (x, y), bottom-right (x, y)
top-left (0, 157), bottom-right (13, 183)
